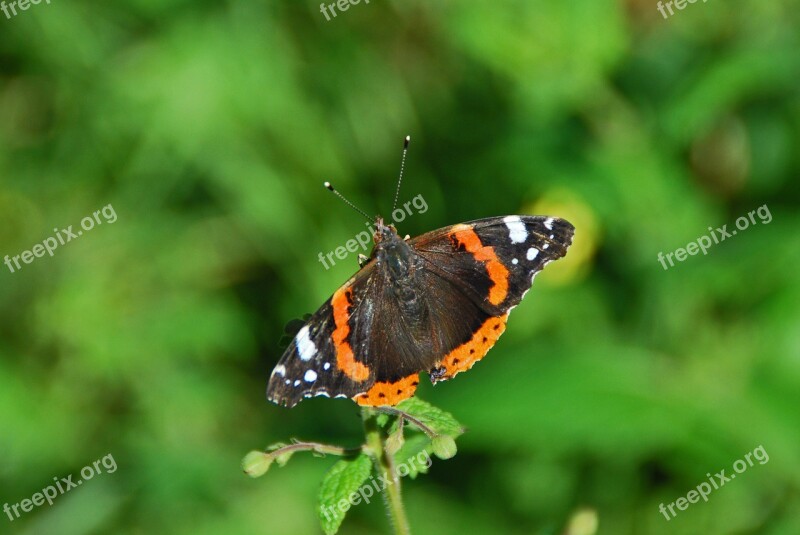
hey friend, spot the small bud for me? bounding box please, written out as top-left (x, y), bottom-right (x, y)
top-left (430, 435), bottom-right (457, 460)
top-left (242, 451), bottom-right (273, 478)
top-left (385, 430), bottom-right (405, 456)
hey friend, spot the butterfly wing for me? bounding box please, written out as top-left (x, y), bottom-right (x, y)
top-left (266, 263), bottom-right (381, 407)
top-left (408, 215), bottom-right (574, 381)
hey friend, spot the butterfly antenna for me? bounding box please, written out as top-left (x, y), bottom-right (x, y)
top-left (391, 135), bottom-right (411, 212)
top-left (324, 182), bottom-right (372, 222)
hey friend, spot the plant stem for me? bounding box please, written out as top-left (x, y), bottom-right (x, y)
top-left (376, 406), bottom-right (439, 438)
top-left (266, 441), bottom-right (362, 458)
top-left (362, 408), bottom-right (411, 535)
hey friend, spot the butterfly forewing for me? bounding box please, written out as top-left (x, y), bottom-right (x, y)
top-left (410, 215), bottom-right (575, 313)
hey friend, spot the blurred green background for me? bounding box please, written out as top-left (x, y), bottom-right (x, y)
top-left (1, 1), bottom-right (799, 534)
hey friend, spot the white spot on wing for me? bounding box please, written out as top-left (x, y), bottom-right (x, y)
top-left (304, 369), bottom-right (318, 382)
top-left (271, 365), bottom-right (286, 377)
top-left (503, 216), bottom-right (527, 244)
top-left (512, 258), bottom-right (518, 265)
top-left (542, 243), bottom-right (549, 250)
top-left (293, 380), bottom-right (301, 387)
top-left (527, 248), bottom-right (539, 261)
top-left (295, 325), bottom-right (317, 361)
top-left (323, 362), bottom-right (331, 370)
top-left (544, 218), bottom-right (554, 231)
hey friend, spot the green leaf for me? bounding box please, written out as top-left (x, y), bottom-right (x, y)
top-left (375, 411), bottom-right (391, 428)
top-left (392, 434), bottom-right (433, 479)
top-left (318, 454), bottom-right (373, 535)
top-left (395, 398), bottom-right (465, 437)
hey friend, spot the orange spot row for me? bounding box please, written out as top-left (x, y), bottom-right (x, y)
top-left (437, 314), bottom-right (508, 380)
top-left (449, 225), bottom-right (509, 306)
top-left (331, 287), bottom-right (370, 382)
top-left (355, 374), bottom-right (420, 406)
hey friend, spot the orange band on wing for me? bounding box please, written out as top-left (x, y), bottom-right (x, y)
top-left (331, 287), bottom-right (370, 382)
top-left (355, 374), bottom-right (420, 406)
top-left (450, 225), bottom-right (509, 306)
top-left (437, 314), bottom-right (508, 379)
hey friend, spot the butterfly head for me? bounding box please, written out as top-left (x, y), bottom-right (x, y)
top-left (372, 217), bottom-right (416, 279)
top-left (373, 217), bottom-right (399, 245)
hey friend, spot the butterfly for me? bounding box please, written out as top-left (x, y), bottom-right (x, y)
top-left (267, 137), bottom-right (574, 407)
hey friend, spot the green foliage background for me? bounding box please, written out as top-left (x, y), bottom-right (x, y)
top-left (1, 1), bottom-right (799, 534)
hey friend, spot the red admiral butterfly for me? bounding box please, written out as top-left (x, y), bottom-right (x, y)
top-left (267, 137), bottom-right (574, 407)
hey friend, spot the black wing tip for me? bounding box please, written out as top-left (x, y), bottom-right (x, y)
top-left (531, 214), bottom-right (575, 231)
top-left (523, 215), bottom-right (575, 250)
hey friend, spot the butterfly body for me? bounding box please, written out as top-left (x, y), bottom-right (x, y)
top-left (267, 214), bottom-right (574, 408)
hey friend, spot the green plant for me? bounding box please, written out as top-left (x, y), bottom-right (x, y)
top-left (242, 398), bottom-right (464, 535)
